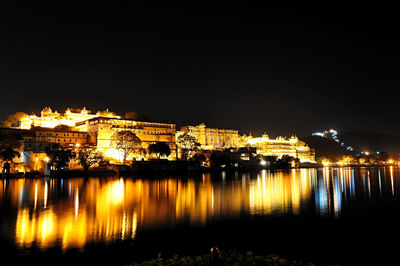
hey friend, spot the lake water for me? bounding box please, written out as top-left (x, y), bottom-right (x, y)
top-left (2, 167), bottom-right (400, 264)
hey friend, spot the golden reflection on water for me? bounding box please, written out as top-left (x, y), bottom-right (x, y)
top-left (1, 168), bottom-right (399, 250)
top-left (249, 169), bottom-right (314, 215)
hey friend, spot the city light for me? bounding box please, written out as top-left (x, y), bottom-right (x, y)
top-left (322, 160), bottom-right (331, 167)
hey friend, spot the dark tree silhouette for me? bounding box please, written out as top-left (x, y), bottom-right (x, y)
top-left (0, 133), bottom-right (22, 167)
top-left (45, 146), bottom-right (75, 171)
top-left (0, 147), bottom-right (20, 162)
top-left (124, 111), bottom-right (150, 121)
top-left (148, 142), bottom-right (171, 159)
top-left (190, 152), bottom-right (207, 167)
top-left (77, 147), bottom-right (104, 171)
top-left (209, 151), bottom-right (232, 168)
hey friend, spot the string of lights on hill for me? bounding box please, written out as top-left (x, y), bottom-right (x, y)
top-left (312, 129), bottom-right (354, 152)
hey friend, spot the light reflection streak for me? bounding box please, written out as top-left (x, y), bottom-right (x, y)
top-left (44, 182), bottom-right (48, 209)
top-left (131, 211), bottom-right (137, 239)
top-left (390, 166), bottom-right (394, 195)
top-left (34, 183), bottom-right (38, 210)
top-left (2, 167), bottom-right (400, 250)
top-left (378, 169), bottom-right (382, 197)
top-left (74, 188), bottom-right (79, 219)
top-left (368, 173), bottom-right (371, 199)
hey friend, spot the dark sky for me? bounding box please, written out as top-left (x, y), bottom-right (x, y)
top-left (1, 4), bottom-right (399, 136)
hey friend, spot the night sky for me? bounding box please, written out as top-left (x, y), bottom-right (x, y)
top-left (1, 4), bottom-right (399, 136)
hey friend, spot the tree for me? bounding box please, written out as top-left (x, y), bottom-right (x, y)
top-left (191, 152), bottom-right (207, 167)
top-left (0, 121), bottom-right (11, 128)
top-left (209, 151), bottom-right (232, 168)
top-left (111, 131), bottom-right (143, 163)
top-left (377, 151), bottom-right (390, 164)
top-left (124, 111), bottom-right (150, 121)
top-left (0, 133), bottom-right (22, 164)
top-left (176, 133), bottom-right (200, 160)
top-left (54, 125), bottom-right (73, 131)
top-left (98, 109), bottom-right (117, 117)
top-left (148, 142), bottom-right (171, 159)
top-left (76, 147), bottom-right (104, 171)
top-left (0, 147), bottom-right (20, 162)
top-left (5, 112), bottom-right (28, 128)
top-left (274, 155), bottom-right (297, 169)
top-left (45, 146), bottom-right (75, 171)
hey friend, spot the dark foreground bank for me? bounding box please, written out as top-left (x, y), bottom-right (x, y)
top-left (129, 249), bottom-right (314, 265)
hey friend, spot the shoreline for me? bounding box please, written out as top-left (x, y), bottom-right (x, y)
top-left (2, 163), bottom-right (399, 179)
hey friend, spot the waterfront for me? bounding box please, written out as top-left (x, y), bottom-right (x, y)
top-left (2, 167), bottom-right (400, 264)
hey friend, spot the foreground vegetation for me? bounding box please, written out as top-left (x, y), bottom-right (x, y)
top-left (128, 250), bottom-right (316, 266)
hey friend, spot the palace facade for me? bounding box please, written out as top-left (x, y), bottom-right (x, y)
top-left (75, 117), bottom-right (176, 161)
top-left (8, 107), bottom-right (177, 165)
top-left (20, 107), bottom-right (120, 130)
top-left (247, 134), bottom-right (315, 163)
top-left (180, 123), bottom-right (243, 150)
top-left (179, 124), bottom-right (315, 163)
top-left (1, 106), bottom-right (317, 172)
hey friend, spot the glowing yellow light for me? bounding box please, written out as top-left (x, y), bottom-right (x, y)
top-left (322, 160), bottom-right (330, 167)
top-left (104, 148), bottom-right (124, 163)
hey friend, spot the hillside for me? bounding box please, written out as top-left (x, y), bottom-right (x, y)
top-left (301, 131), bottom-right (400, 158)
top-left (340, 131), bottom-right (400, 154)
top-left (300, 136), bottom-right (352, 158)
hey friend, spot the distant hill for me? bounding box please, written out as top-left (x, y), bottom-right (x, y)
top-left (340, 131), bottom-right (400, 154)
top-left (300, 136), bottom-right (352, 158)
top-left (301, 131), bottom-right (400, 157)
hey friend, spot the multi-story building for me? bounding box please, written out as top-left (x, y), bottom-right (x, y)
top-left (14, 127), bottom-right (87, 172)
top-left (23, 127), bottom-right (88, 151)
top-left (247, 134), bottom-right (315, 163)
top-left (180, 123), bottom-right (243, 150)
top-left (3, 106), bottom-right (318, 171)
top-left (75, 117), bottom-right (176, 161)
top-left (3, 107), bottom-right (180, 170)
top-left (20, 107), bottom-right (120, 130)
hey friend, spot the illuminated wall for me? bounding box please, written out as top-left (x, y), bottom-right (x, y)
top-left (180, 123), bottom-right (243, 150)
top-left (19, 107), bottom-right (117, 130)
top-left (80, 117), bottom-right (177, 162)
top-left (23, 129), bottom-right (88, 150)
top-left (247, 134), bottom-right (316, 163)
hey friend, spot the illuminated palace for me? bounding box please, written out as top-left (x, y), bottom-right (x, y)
top-left (2, 106), bottom-right (315, 170)
top-left (180, 123), bottom-right (244, 150)
top-left (247, 134), bottom-right (315, 163)
top-left (75, 117), bottom-right (176, 161)
top-left (14, 107), bottom-right (176, 165)
top-left (20, 107), bottom-right (121, 130)
top-left (179, 123), bottom-right (315, 163)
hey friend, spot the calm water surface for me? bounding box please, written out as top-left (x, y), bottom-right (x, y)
top-left (2, 167), bottom-right (400, 264)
